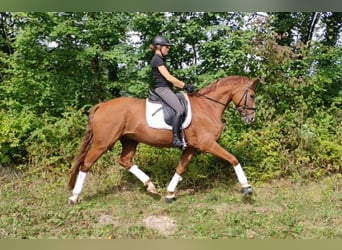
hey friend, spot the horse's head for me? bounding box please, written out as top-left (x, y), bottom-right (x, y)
top-left (232, 78), bottom-right (257, 124)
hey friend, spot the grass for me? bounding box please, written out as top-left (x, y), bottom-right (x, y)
top-left (0, 166), bottom-right (341, 239)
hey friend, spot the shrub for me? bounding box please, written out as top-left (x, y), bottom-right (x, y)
top-left (25, 106), bottom-right (90, 173)
top-left (0, 108), bottom-right (40, 166)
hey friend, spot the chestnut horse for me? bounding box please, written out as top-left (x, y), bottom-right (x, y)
top-left (68, 76), bottom-right (257, 204)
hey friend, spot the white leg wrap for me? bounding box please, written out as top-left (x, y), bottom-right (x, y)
top-left (129, 165), bottom-right (150, 185)
top-left (167, 173), bottom-right (183, 193)
top-left (72, 171), bottom-right (87, 195)
top-left (234, 164), bottom-right (249, 187)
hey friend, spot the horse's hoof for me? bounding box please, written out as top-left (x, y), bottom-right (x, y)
top-left (146, 182), bottom-right (158, 195)
top-left (68, 195), bottom-right (79, 205)
top-left (241, 186), bottom-right (253, 196)
top-left (165, 196), bottom-right (176, 203)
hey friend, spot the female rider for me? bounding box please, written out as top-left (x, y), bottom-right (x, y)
top-left (150, 35), bottom-right (194, 148)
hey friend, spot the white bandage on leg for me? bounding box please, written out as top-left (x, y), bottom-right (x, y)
top-left (234, 164), bottom-right (249, 187)
top-left (73, 171), bottom-right (88, 195)
top-left (167, 173), bottom-right (183, 193)
top-left (129, 165), bottom-right (150, 185)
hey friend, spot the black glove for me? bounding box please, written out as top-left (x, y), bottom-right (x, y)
top-left (184, 83), bottom-right (194, 93)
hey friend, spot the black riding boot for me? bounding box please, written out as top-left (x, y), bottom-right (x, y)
top-left (172, 113), bottom-right (184, 148)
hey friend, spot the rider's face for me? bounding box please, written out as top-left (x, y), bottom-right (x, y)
top-left (160, 45), bottom-right (170, 56)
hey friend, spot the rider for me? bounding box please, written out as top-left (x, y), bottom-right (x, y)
top-left (150, 35), bottom-right (194, 148)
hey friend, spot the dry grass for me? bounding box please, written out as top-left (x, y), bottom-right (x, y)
top-left (0, 167), bottom-right (341, 239)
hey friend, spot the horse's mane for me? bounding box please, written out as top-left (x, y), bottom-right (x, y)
top-left (196, 76), bottom-right (247, 95)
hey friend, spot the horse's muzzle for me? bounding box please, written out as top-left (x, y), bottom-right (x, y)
top-left (241, 113), bottom-right (255, 124)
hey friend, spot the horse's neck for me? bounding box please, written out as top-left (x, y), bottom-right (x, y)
top-left (212, 87), bottom-right (233, 105)
top-left (192, 88), bottom-right (233, 120)
top-left (211, 89), bottom-right (233, 116)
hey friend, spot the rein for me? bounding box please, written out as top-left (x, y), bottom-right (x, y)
top-left (194, 92), bottom-right (228, 107)
top-left (194, 80), bottom-right (256, 113)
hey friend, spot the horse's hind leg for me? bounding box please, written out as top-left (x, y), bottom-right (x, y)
top-left (165, 148), bottom-right (196, 203)
top-left (68, 144), bottom-right (108, 204)
top-left (119, 138), bottom-right (157, 195)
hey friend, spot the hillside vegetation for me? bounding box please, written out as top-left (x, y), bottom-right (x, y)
top-left (1, 12), bottom-right (341, 182)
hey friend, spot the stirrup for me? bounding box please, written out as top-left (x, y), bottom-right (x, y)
top-left (172, 134), bottom-right (184, 148)
top-left (180, 130), bottom-right (187, 150)
top-left (173, 139), bottom-right (184, 148)
top-left (181, 135), bottom-right (187, 150)
top-left (173, 139), bottom-right (187, 150)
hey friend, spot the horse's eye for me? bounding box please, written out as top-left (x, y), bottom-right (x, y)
top-left (250, 94), bottom-right (255, 99)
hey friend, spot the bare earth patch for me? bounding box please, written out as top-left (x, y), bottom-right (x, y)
top-left (143, 215), bottom-right (177, 236)
top-left (98, 214), bottom-right (119, 226)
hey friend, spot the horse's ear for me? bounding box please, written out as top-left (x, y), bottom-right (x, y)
top-left (250, 77), bottom-right (259, 89)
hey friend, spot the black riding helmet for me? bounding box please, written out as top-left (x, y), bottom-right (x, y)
top-left (152, 35), bottom-right (172, 46)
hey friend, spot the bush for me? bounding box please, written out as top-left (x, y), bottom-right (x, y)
top-left (0, 108), bottom-right (40, 166)
top-left (25, 106), bottom-right (90, 173)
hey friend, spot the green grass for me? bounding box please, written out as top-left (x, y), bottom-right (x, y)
top-left (0, 166), bottom-right (341, 239)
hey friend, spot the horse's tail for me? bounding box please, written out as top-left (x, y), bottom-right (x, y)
top-left (68, 104), bottom-right (101, 191)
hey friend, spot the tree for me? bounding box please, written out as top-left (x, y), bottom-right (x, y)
top-left (0, 12), bottom-right (16, 83)
top-left (322, 12), bottom-right (342, 46)
top-left (2, 12), bottom-right (131, 116)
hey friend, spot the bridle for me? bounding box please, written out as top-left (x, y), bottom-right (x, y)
top-left (194, 80), bottom-right (256, 115)
top-left (235, 80), bottom-right (256, 117)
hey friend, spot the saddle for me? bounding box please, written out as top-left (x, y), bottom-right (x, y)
top-left (146, 90), bottom-right (192, 130)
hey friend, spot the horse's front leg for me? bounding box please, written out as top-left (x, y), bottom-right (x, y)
top-left (204, 141), bottom-right (252, 196)
top-left (165, 148), bottom-right (196, 203)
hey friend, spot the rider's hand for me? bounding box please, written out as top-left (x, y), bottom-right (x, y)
top-left (184, 83), bottom-right (195, 93)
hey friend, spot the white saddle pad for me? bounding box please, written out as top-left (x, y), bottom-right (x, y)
top-left (146, 92), bottom-right (192, 130)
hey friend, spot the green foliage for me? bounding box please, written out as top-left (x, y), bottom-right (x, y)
top-left (25, 106), bottom-right (90, 172)
top-left (0, 108), bottom-right (39, 165)
top-left (2, 12), bottom-right (131, 116)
